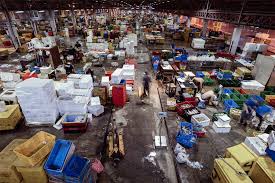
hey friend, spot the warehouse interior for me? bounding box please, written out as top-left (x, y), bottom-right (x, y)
top-left (0, 0), bottom-right (275, 183)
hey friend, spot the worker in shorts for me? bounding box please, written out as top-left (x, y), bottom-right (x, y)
top-left (192, 77), bottom-right (204, 93)
top-left (201, 90), bottom-right (218, 106)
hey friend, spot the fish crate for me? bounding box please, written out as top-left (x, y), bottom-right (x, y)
top-left (182, 107), bottom-right (200, 121)
top-left (13, 131), bottom-right (56, 167)
top-left (225, 143), bottom-right (258, 172)
top-left (224, 99), bottom-right (239, 113)
top-left (176, 122), bottom-right (197, 148)
top-left (64, 155), bottom-right (91, 183)
top-left (248, 157), bottom-right (275, 183)
top-left (62, 114), bottom-right (89, 133)
top-left (44, 140), bottom-right (75, 178)
top-left (15, 159), bottom-right (48, 183)
top-left (204, 77), bottom-right (214, 86)
top-left (0, 139), bottom-right (27, 183)
top-left (191, 113), bottom-right (210, 127)
top-left (0, 104), bottom-right (22, 131)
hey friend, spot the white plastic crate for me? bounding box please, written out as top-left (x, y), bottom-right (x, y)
top-left (244, 137), bottom-right (267, 156)
top-left (212, 121), bottom-right (231, 133)
top-left (268, 131), bottom-right (275, 151)
top-left (191, 113), bottom-right (210, 127)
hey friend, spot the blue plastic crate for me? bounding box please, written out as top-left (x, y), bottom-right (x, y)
top-left (196, 71), bottom-right (204, 78)
top-left (266, 147), bottom-right (275, 162)
top-left (256, 105), bottom-right (273, 117)
top-left (217, 72), bottom-right (233, 80)
top-left (224, 99), bottom-right (239, 112)
top-left (44, 140), bottom-right (75, 178)
top-left (222, 88), bottom-right (233, 95)
top-left (152, 56), bottom-right (160, 62)
top-left (246, 95), bottom-right (265, 107)
top-left (64, 155), bottom-right (91, 183)
top-left (176, 132), bottom-right (196, 148)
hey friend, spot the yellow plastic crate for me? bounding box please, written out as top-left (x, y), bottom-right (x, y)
top-left (13, 131), bottom-right (56, 167)
top-left (167, 98), bottom-right (177, 111)
top-left (0, 105), bottom-right (22, 131)
top-left (212, 158), bottom-right (253, 183)
top-left (236, 67), bottom-right (251, 76)
top-left (0, 139), bottom-right (27, 183)
top-left (14, 159), bottom-right (48, 183)
top-left (248, 157), bottom-right (275, 183)
top-left (265, 95), bottom-right (275, 103)
top-left (225, 143), bottom-right (258, 172)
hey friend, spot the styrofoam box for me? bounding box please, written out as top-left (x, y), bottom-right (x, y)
top-left (79, 75), bottom-right (93, 89)
top-left (90, 97), bottom-right (101, 107)
top-left (111, 68), bottom-right (123, 84)
top-left (191, 113), bottom-right (210, 127)
top-left (88, 105), bottom-right (104, 117)
top-left (40, 66), bottom-right (52, 74)
top-left (0, 90), bottom-right (17, 103)
top-left (217, 114), bottom-right (231, 125)
top-left (212, 121), bottom-right (231, 133)
top-left (244, 136), bottom-right (267, 156)
top-left (268, 131), bottom-right (275, 151)
top-left (0, 72), bottom-right (20, 82)
top-left (123, 64), bottom-right (135, 72)
top-left (101, 76), bottom-right (110, 87)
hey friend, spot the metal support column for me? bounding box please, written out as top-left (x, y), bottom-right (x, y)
top-left (202, 19), bottom-right (208, 37)
top-left (229, 27), bottom-right (242, 55)
top-left (1, 0), bottom-right (20, 48)
top-left (48, 10), bottom-right (57, 35)
top-left (71, 9), bottom-right (77, 31)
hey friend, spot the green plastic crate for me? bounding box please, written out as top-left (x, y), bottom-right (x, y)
top-left (204, 77), bottom-right (214, 86)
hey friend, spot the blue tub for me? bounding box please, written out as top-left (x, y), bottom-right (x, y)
top-left (64, 155), bottom-right (91, 183)
top-left (44, 140), bottom-right (75, 178)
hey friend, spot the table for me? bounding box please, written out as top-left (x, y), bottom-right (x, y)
top-left (175, 77), bottom-right (197, 97)
top-left (160, 63), bottom-right (174, 84)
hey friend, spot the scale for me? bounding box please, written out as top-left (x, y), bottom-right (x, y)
top-left (154, 112), bottom-right (168, 149)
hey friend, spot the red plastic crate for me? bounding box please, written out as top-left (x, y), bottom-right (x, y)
top-left (63, 123), bottom-right (88, 133)
top-left (105, 71), bottom-right (113, 80)
top-left (176, 102), bottom-right (195, 116)
top-left (112, 85), bottom-right (127, 107)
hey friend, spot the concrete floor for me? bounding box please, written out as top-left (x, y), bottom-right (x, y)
top-left (0, 36), bottom-right (253, 183)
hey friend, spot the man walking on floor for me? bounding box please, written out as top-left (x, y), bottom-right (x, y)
top-left (143, 71), bottom-right (151, 97)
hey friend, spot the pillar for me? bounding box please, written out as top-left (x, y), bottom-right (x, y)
top-left (202, 19), bottom-right (208, 37)
top-left (229, 27), bottom-right (242, 55)
top-left (30, 20), bottom-right (38, 35)
top-left (186, 17), bottom-right (191, 28)
top-left (84, 10), bottom-right (89, 26)
top-left (71, 10), bottom-right (77, 30)
top-left (4, 11), bottom-right (20, 48)
top-left (49, 10), bottom-right (57, 35)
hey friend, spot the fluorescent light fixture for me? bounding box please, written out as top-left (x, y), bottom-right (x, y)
top-left (15, 11), bottom-right (24, 14)
top-left (54, 10), bottom-right (59, 12)
top-left (38, 10), bottom-right (45, 13)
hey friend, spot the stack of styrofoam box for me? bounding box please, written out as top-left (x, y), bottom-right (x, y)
top-left (111, 68), bottom-right (123, 84)
top-left (127, 33), bottom-right (138, 47)
top-left (0, 72), bottom-right (21, 90)
top-left (15, 78), bottom-right (59, 125)
top-left (54, 81), bottom-right (74, 97)
top-left (88, 97), bottom-right (104, 117)
top-left (256, 44), bottom-right (268, 52)
top-left (122, 64), bottom-right (135, 81)
top-left (79, 75), bottom-right (93, 89)
top-left (191, 38), bottom-right (205, 49)
top-left (244, 136), bottom-right (267, 156)
top-left (212, 114), bottom-right (231, 133)
top-left (67, 74), bottom-right (93, 89)
top-left (268, 131), bottom-right (275, 151)
top-left (125, 41), bottom-right (135, 55)
top-left (57, 96), bottom-right (89, 115)
top-left (67, 74), bottom-right (84, 88)
top-left (191, 113), bottom-right (210, 127)
top-left (243, 43), bottom-right (257, 52)
top-left (101, 76), bottom-right (110, 89)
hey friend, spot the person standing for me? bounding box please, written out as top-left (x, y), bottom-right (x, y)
top-left (143, 72), bottom-right (151, 97)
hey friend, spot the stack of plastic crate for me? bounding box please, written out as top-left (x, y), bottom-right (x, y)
top-left (44, 140), bottom-right (75, 182)
top-left (224, 99), bottom-right (239, 113)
